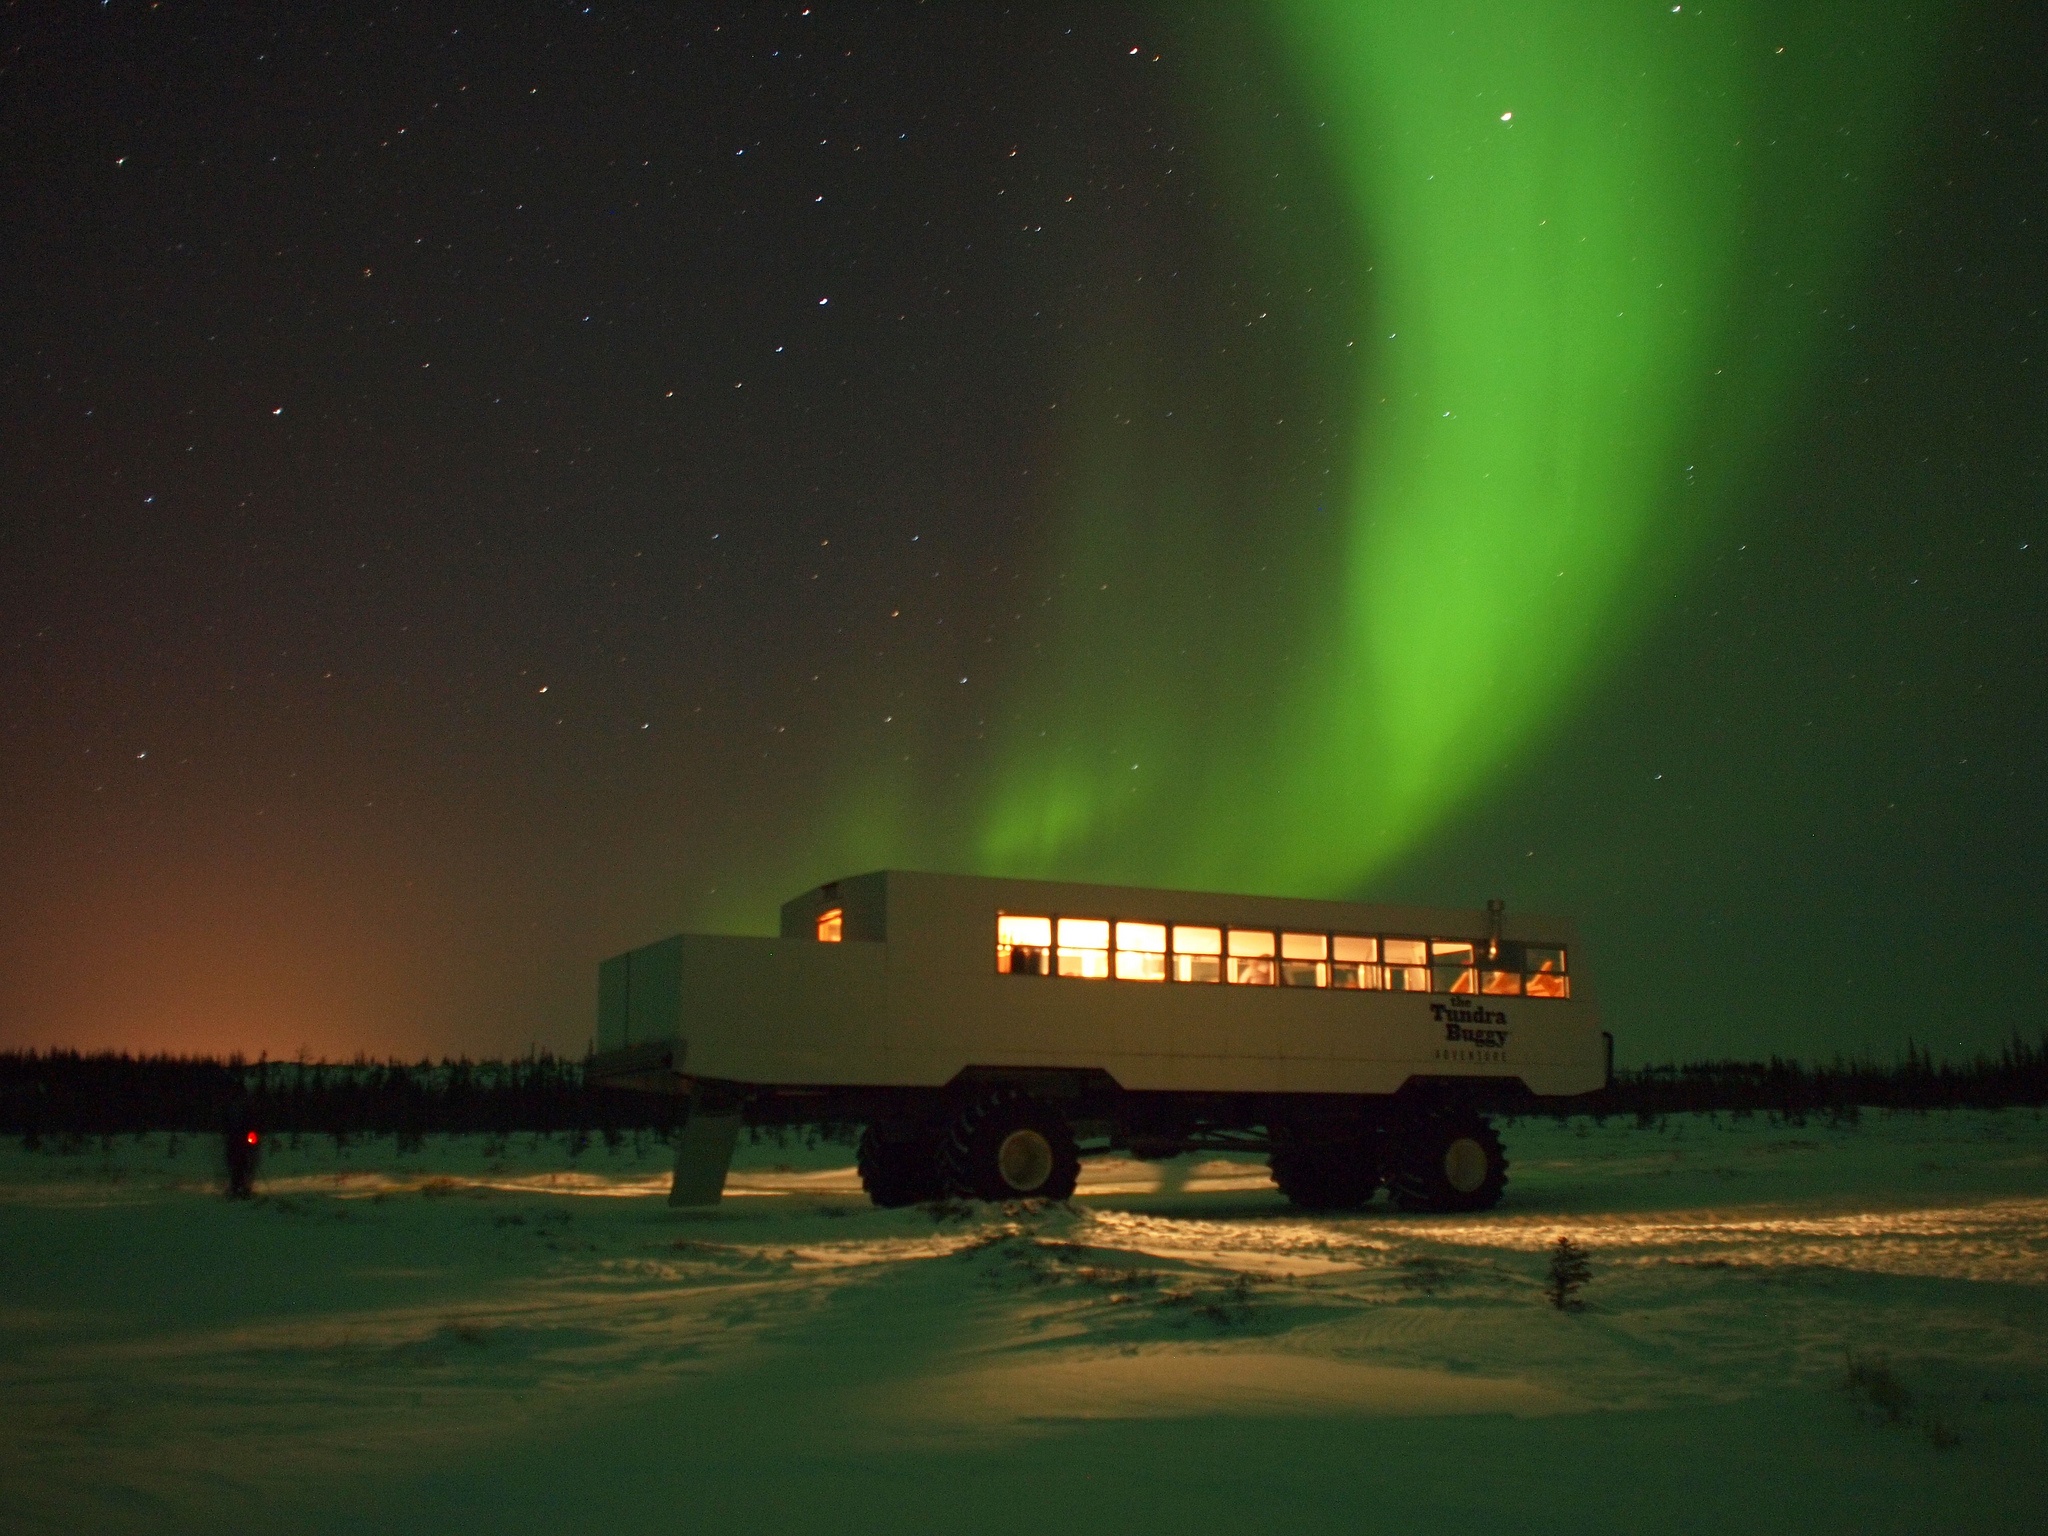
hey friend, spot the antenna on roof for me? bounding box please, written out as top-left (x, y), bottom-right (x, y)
top-left (1485, 898), bottom-right (1505, 963)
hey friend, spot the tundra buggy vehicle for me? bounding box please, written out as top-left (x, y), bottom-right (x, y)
top-left (586, 871), bottom-right (1610, 1212)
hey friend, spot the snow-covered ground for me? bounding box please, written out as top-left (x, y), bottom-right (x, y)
top-left (4, 1111), bottom-right (2044, 1534)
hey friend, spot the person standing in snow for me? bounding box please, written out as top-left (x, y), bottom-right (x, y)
top-left (222, 1100), bottom-right (261, 1199)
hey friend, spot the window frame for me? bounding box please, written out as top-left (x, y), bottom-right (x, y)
top-left (995, 912), bottom-right (1053, 976)
top-left (1055, 915), bottom-right (1113, 979)
top-left (1169, 923), bottom-right (1224, 984)
top-left (1279, 931), bottom-right (1329, 989)
top-left (1113, 919), bottom-right (1168, 982)
top-left (1520, 943), bottom-right (1570, 998)
top-left (1224, 928), bottom-right (1278, 987)
top-left (1382, 935), bottom-right (1430, 992)
top-left (991, 911), bottom-right (1576, 999)
top-left (1430, 939), bottom-right (1480, 996)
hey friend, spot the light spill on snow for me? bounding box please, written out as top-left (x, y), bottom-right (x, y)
top-left (906, 1347), bottom-right (1589, 1424)
top-left (3, 1110), bottom-right (2047, 1533)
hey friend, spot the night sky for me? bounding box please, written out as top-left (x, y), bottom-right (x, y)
top-left (3, 2), bottom-right (2042, 1068)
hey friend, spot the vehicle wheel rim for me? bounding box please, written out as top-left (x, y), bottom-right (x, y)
top-left (997, 1129), bottom-right (1055, 1192)
top-left (1443, 1137), bottom-right (1489, 1194)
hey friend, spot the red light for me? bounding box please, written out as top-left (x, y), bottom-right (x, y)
top-left (246, 1131), bottom-right (259, 1144)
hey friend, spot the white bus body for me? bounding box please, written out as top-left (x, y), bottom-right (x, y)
top-left (589, 871), bottom-right (1609, 1211)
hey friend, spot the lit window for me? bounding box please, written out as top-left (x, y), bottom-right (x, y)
top-left (1171, 924), bottom-right (1222, 983)
top-left (1331, 934), bottom-right (1382, 989)
top-left (1114, 920), bottom-right (1167, 981)
top-left (1524, 945), bottom-right (1569, 998)
top-left (1432, 940), bottom-right (1478, 994)
top-left (1057, 917), bottom-right (1111, 979)
top-left (1384, 938), bottom-right (1429, 991)
top-left (996, 913), bottom-right (1051, 976)
top-left (1481, 969), bottom-right (1522, 995)
top-left (816, 907), bottom-right (843, 943)
top-left (1227, 929), bottom-right (1276, 986)
top-left (1280, 931), bottom-right (1328, 988)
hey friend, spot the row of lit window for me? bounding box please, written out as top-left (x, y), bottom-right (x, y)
top-left (991, 914), bottom-right (1569, 998)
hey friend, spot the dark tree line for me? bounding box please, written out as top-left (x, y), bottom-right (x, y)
top-left (1573, 1034), bottom-right (2048, 1122)
top-left (2, 1035), bottom-right (2044, 1143)
top-left (0, 1052), bottom-right (684, 1145)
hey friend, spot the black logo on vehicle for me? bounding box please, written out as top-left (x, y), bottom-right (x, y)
top-left (1432, 1001), bottom-right (1510, 1049)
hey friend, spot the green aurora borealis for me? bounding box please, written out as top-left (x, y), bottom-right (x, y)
top-left (9, 1), bottom-right (2041, 1064)
top-left (964, 2), bottom-right (1934, 895)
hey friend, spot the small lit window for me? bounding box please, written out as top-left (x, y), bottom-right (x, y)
top-left (1331, 934), bottom-right (1383, 990)
top-left (1227, 929), bottom-right (1276, 986)
top-left (1481, 969), bottom-right (1521, 995)
top-left (1058, 917), bottom-right (1111, 979)
top-left (816, 907), bottom-right (843, 943)
top-left (1432, 940), bottom-right (1478, 994)
top-left (1280, 932), bottom-right (1328, 988)
top-left (1171, 924), bottom-right (1222, 983)
top-left (996, 913), bottom-right (1051, 976)
top-left (1384, 938), bottom-right (1429, 991)
top-left (1114, 920), bottom-right (1167, 981)
top-left (1524, 945), bottom-right (1569, 998)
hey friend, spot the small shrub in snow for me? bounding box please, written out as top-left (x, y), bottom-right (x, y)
top-left (1844, 1350), bottom-right (1913, 1423)
top-left (1157, 1274), bottom-right (1255, 1328)
top-left (1073, 1263), bottom-right (1160, 1294)
top-left (1545, 1236), bottom-right (1591, 1311)
top-left (1398, 1256), bottom-right (1456, 1295)
top-left (1842, 1349), bottom-right (1962, 1447)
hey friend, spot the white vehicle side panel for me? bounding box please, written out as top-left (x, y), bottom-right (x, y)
top-left (601, 870), bottom-right (1605, 1097)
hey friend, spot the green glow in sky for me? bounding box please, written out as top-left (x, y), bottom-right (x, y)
top-left (1255, 0), bottom-right (1750, 889)
top-left (961, 1), bottom-right (1931, 897)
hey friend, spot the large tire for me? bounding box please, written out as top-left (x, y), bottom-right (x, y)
top-left (1269, 1141), bottom-right (1378, 1211)
top-left (1389, 1114), bottom-right (1507, 1213)
top-left (857, 1127), bottom-right (945, 1208)
top-left (937, 1090), bottom-right (1081, 1201)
